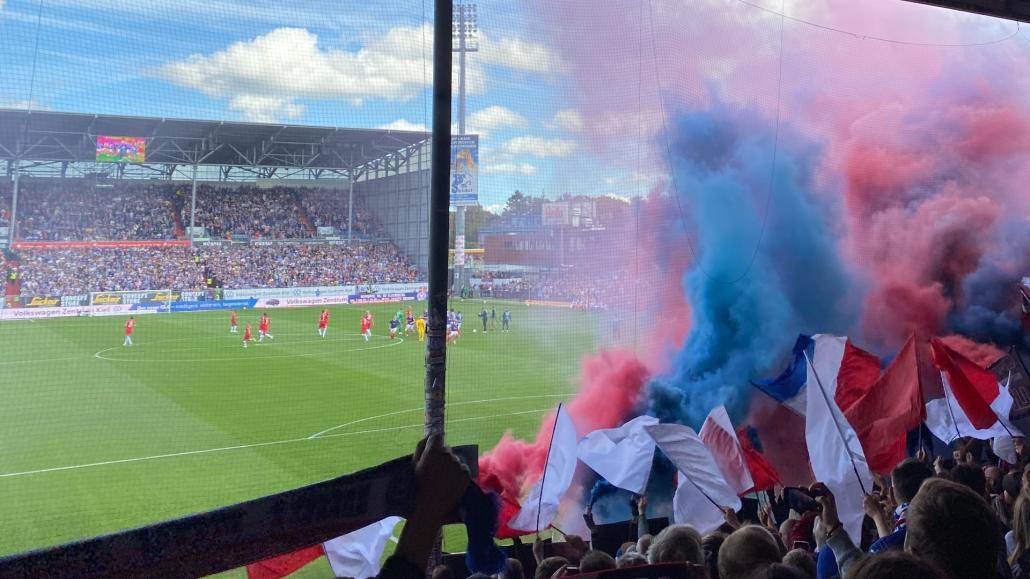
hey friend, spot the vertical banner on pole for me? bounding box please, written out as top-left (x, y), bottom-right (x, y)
top-left (450, 135), bottom-right (478, 206)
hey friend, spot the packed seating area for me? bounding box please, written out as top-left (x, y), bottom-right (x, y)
top-left (198, 243), bottom-right (419, 289)
top-left (297, 187), bottom-right (377, 236)
top-left (178, 186), bottom-right (309, 240)
top-left (13, 182), bottom-right (177, 241)
top-left (13, 241), bottom-right (417, 296)
top-left (3, 180), bottom-right (384, 241)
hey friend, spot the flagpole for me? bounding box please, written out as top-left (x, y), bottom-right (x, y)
top-left (681, 470), bottom-right (721, 509)
top-left (803, 350), bottom-right (868, 495)
top-left (535, 404), bottom-right (564, 534)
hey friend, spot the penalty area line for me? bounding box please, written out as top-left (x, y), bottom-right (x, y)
top-left (0, 407), bottom-right (554, 479)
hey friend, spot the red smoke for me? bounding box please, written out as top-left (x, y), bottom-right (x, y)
top-left (478, 348), bottom-right (650, 502)
top-left (939, 334), bottom-right (1005, 369)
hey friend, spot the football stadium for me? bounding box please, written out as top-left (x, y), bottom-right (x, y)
top-left (1, 1), bottom-right (1029, 578)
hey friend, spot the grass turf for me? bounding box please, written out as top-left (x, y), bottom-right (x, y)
top-left (0, 298), bottom-right (598, 577)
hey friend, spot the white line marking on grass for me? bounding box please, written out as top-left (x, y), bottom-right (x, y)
top-left (0, 407), bottom-right (554, 479)
top-left (306, 393), bottom-right (571, 439)
top-left (93, 335), bottom-right (403, 363)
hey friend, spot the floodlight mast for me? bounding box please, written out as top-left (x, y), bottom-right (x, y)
top-left (452, 2), bottom-right (477, 292)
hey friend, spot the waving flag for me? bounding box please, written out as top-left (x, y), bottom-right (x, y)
top-left (647, 423), bottom-right (740, 534)
top-left (578, 415), bottom-right (658, 494)
top-left (925, 338), bottom-right (1022, 446)
top-left (323, 517), bottom-right (402, 579)
top-left (509, 404), bottom-right (579, 532)
top-left (752, 335), bottom-right (812, 416)
top-left (805, 334), bottom-right (875, 545)
top-left (699, 406), bottom-right (754, 496)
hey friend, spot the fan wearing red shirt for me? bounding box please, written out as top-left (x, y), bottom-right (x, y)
top-left (243, 322), bottom-right (252, 348)
top-left (258, 312), bottom-right (274, 342)
top-left (360, 311), bottom-right (373, 342)
top-left (123, 316), bottom-right (135, 347)
top-left (318, 309), bottom-right (330, 338)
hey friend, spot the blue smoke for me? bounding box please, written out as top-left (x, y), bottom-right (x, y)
top-left (648, 100), bottom-right (858, 427)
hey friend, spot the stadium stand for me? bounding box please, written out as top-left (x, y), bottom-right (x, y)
top-left (296, 187), bottom-right (377, 237)
top-left (16, 181), bottom-right (177, 241)
top-left (177, 186), bottom-right (310, 240)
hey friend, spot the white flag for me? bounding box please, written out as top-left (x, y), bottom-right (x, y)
top-left (510, 405), bottom-right (580, 532)
top-left (324, 516), bottom-right (403, 579)
top-left (805, 334), bottom-right (873, 545)
top-left (578, 415), bottom-right (659, 494)
top-left (646, 423), bottom-right (740, 534)
top-left (699, 406), bottom-right (754, 496)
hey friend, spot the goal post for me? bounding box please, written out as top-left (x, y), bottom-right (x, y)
top-left (88, 288), bottom-right (175, 317)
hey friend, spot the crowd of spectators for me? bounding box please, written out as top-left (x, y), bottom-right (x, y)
top-left (15, 182), bottom-right (177, 241)
top-left (13, 241), bottom-right (418, 295)
top-left (179, 186), bottom-right (309, 240)
top-left (485, 271), bottom-right (613, 309)
top-left (296, 188), bottom-right (376, 236)
top-left (16, 247), bottom-right (204, 295)
top-left (198, 242), bottom-right (418, 288)
top-left (380, 434), bottom-right (1030, 579)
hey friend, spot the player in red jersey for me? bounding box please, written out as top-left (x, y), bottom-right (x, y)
top-left (258, 312), bottom-right (274, 341)
top-left (318, 309), bottom-right (330, 338)
top-left (243, 322), bottom-right (252, 348)
top-left (360, 311), bottom-right (373, 342)
top-left (123, 316), bottom-right (136, 346)
top-left (230, 310), bottom-right (238, 333)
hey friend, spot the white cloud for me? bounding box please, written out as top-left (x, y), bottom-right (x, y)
top-left (465, 105), bottom-right (528, 136)
top-left (501, 136), bottom-right (575, 158)
top-left (377, 119), bottom-right (430, 133)
top-left (158, 25), bottom-right (559, 123)
top-left (479, 35), bottom-right (564, 74)
top-left (228, 95), bottom-right (304, 123)
top-left (2, 100), bottom-right (50, 111)
top-left (481, 162), bottom-right (537, 176)
top-left (549, 109), bottom-right (584, 132)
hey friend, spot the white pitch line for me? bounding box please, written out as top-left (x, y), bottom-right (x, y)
top-left (306, 393), bottom-right (571, 439)
top-left (0, 407), bottom-right (555, 479)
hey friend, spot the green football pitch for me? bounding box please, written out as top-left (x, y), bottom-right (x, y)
top-left (0, 299), bottom-right (599, 576)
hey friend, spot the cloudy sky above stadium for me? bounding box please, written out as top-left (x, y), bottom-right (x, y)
top-left (0, 0), bottom-right (1025, 210)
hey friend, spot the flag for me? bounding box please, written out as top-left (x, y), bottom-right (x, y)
top-left (494, 493), bottom-right (525, 540)
top-left (735, 426), bottom-right (781, 492)
top-left (246, 545), bottom-right (324, 579)
top-left (577, 415), bottom-right (658, 494)
top-left (699, 406), bottom-right (754, 496)
top-left (752, 335), bottom-right (812, 416)
top-left (924, 340), bottom-right (1022, 445)
top-left (509, 404), bottom-right (579, 532)
top-left (646, 423), bottom-right (740, 535)
top-left (805, 334), bottom-right (874, 545)
top-left (323, 516), bottom-right (402, 579)
top-left (843, 334), bottom-right (934, 474)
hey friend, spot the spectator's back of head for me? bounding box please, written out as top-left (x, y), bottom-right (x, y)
top-left (499, 557), bottom-right (524, 579)
top-left (759, 563), bottom-right (805, 579)
top-left (1004, 472), bottom-right (1022, 500)
top-left (648, 524), bottom-right (704, 565)
top-left (535, 556), bottom-right (569, 579)
top-left (782, 549), bottom-right (815, 579)
top-left (617, 552), bottom-right (648, 568)
top-left (906, 478), bottom-right (1003, 579)
top-left (466, 574), bottom-right (492, 579)
top-left (579, 549), bottom-right (617, 573)
top-left (430, 564), bottom-right (456, 579)
top-left (950, 463), bottom-right (988, 498)
top-left (891, 458), bottom-right (934, 504)
top-left (847, 550), bottom-right (946, 579)
top-left (702, 532), bottom-right (727, 579)
top-left (718, 526), bottom-right (782, 579)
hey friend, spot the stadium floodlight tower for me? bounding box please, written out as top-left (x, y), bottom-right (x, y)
top-left (452, 1), bottom-right (478, 292)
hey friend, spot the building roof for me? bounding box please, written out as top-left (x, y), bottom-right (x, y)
top-left (0, 109), bottom-right (428, 171)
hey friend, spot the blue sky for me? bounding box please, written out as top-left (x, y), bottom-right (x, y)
top-left (0, 0), bottom-right (636, 211)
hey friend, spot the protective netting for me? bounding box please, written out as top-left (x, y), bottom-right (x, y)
top-left (0, 0), bottom-right (1028, 576)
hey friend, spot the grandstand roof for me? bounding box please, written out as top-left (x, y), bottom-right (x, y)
top-left (0, 109), bottom-right (429, 172)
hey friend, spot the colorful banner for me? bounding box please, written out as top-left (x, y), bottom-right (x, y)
top-left (347, 292), bottom-right (418, 305)
top-left (96, 136), bottom-right (146, 163)
top-left (13, 240), bottom-right (189, 249)
top-left (450, 134), bottom-right (479, 206)
top-left (253, 296), bottom-right (352, 309)
top-left (171, 299), bottom-right (256, 313)
top-left (24, 296), bottom-right (61, 308)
